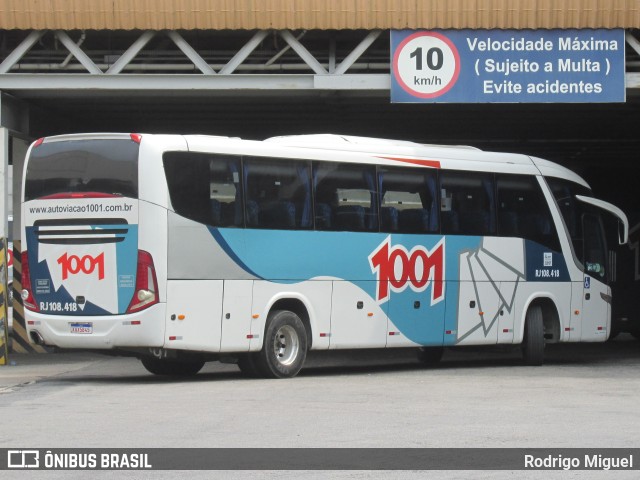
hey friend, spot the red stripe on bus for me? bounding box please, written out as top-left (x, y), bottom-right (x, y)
top-left (376, 156), bottom-right (441, 169)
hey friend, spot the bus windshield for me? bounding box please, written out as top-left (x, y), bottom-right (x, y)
top-left (546, 177), bottom-right (608, 282)
top-left (24, 138), bottom-right (139, 201)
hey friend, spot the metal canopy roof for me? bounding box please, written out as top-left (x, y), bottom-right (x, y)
top-left (1, 0), bottom-right (640, 30)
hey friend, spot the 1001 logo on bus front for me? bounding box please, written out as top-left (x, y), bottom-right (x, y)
top-left (57, 252), bottom-right (105, 280)
top-left (368, 236), bottom-right (445, 304)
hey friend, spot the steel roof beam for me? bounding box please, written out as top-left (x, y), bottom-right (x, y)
top-left (0, 73), bottom-right (389, 91)
top-left (0, 30), bottom-right (44, 74)
top-left (106, 30), bottom-right (156, 75)
top-left (219, 30), bottom-right (269, 75)
top-left (166, 31), bottom-right (216, 75)
top-left (279, 30), bottom-right (327, 75)
top-left (55, 30), bottom-right (102, 74)
top-left (334, 30), bottom-right (382, 75)
top-left (626, 32), bottom-right (640, 56)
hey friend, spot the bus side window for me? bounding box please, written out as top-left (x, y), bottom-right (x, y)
top-left (209, 155), bottom-right (243, 227)
top-left (378, 167), bottom-right (438, 233)
top-left (313, 162), bottom-right (378, 232)
top-left (440, 171), bottom-right (495, 236)
top-left (244, 157), bottom-right (312, 230)
top-left (163, 152), bottom-right (243, 228)
top-left (497, 174), bottom-right (561, 251)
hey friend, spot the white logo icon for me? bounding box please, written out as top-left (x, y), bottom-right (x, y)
top-left (8, 450), bottom-right (40, 468)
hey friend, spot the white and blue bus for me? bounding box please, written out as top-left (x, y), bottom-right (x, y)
top-left (21, 133), bottom-right (628, 377)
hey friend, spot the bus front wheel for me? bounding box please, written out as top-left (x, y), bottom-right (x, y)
top-left (522, 304), bottom-right (545, 366)
top-left (256, 310), bottom-right (308, 379)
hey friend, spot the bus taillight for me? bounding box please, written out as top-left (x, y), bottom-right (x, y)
top-left (126, 250), bottom-right (159, 314)
top-left (21, 251), bottom-right (39, 312)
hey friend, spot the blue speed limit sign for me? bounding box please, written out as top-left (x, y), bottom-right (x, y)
top-left (392, 31), bottom-right (460, 99)
top-left (391, 29), bottom-right (625, 103)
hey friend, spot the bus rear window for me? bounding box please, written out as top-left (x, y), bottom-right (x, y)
top-left (24, 139), bottom-right (139, 201)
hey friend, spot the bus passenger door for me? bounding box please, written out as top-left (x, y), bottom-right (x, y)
top-left (329, 281), bottom-right (388, 349)
top-left (579, 213), bottom-right (610, 341)
top-left (220, 280), bottom-right (253, 352)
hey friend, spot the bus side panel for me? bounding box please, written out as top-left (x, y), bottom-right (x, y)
top-left (454, 280), bottom-right (500, 345)
top-left (220, 280), bottom-right (253, 352)
top-left (447, 237), bottom-right (525, 346)
top-left (165, 280), bottom-right (223, 352)
top-left (167, 212), bottom-right (256, 281)
top-left (497, 282), bottom-right (517, 343)
top-left (329, 280), bottom-right (387, 349)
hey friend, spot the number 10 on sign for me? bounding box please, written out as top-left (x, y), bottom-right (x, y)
top-left (393, 32), bottom-right (460, 99)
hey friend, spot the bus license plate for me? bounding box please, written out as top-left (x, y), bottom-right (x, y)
top-left (70, 322), bottom-right (93, 334)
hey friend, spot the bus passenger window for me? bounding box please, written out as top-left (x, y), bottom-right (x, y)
top-left (208, 156), bottom-right (243, 227)
top-left (378, 167), bottom-right (438, 233)
top-left (244, 157), bottom-right (312, 230)
top-left (163, 152), bottom-right (243, 228)
top-left (440, 171), bottom-right (495, 236)
top-left (313, 162), bottom-right (378, 232)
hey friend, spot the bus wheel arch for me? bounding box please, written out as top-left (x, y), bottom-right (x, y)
top-left (269, 297), bottom-right (313, 349)
top-left (521, 297), bottom-right (561, 366)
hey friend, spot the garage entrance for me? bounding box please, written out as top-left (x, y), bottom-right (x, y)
top-left (2, 27), bottom-right (640, 350)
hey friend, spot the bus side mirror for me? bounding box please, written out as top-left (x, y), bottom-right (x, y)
top-left (619, 221), bottom-right (628, 245)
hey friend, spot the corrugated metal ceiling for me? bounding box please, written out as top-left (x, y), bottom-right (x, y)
top-left (1, 0), bottom-right (639, 30)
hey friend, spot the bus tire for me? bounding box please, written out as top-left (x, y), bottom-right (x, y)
top-left (417, 346), bottom-right (444, 366)
top-left (140, 357), bottom-right (204, 376)
top-left (522, 305), bottom-right (545, 366)
top-left (256, 309), bottom-right (307, 379)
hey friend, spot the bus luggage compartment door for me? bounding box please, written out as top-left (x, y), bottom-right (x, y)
top-left (165, 280), bottom-right (223, 352)
top-left (220, 280), bottom-right (253, 352)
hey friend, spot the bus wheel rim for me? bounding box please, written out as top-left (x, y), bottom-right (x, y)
top-left (273, 325), bottom-right (299, 366)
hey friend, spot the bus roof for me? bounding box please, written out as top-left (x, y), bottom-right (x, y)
top-left (33, 132), bottom-right (590, 189)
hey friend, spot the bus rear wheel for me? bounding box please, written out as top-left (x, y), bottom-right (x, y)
top-left (255, 310), bottom-right (308, 379)
top-left (140, 356), bottom-right (204, 376)
top-left (522, 304), bottom-right (545, 366)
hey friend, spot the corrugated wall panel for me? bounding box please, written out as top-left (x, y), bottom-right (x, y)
top-left (1, 0), bottom-right (639, 30)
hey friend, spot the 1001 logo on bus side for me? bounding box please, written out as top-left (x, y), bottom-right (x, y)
top-left (369, 236), bottom-right (445, 304)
